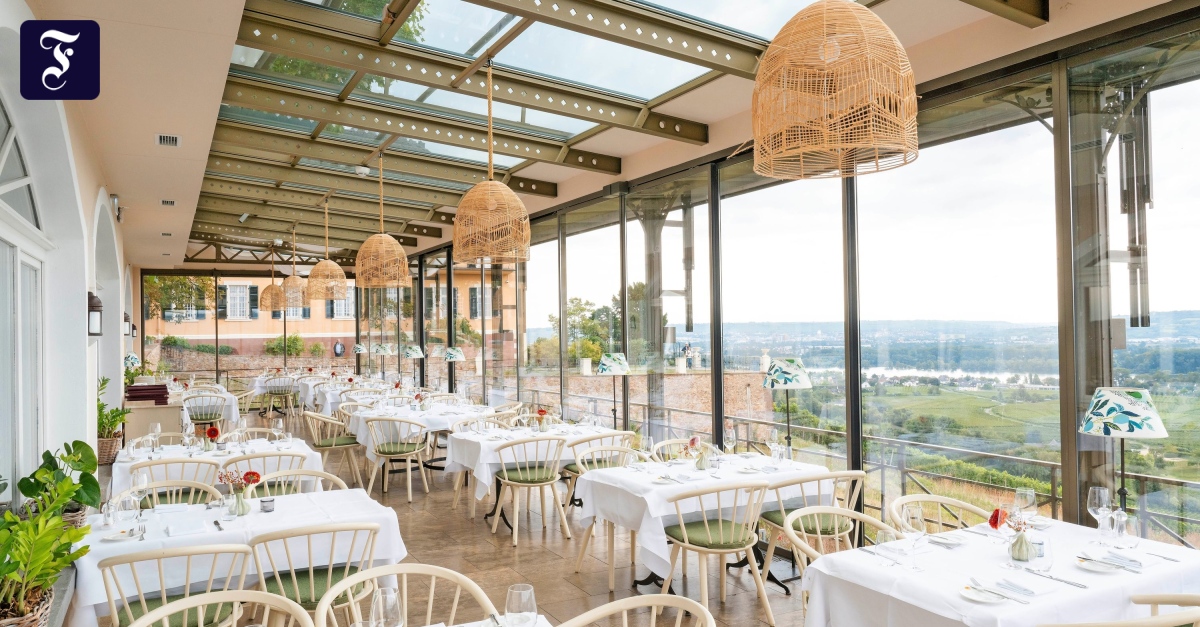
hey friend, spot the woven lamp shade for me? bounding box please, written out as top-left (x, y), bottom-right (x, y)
top-left (453, 180), bottom-right (530, 263)
top-left (281, 274), bottom-right (307, 308)
top-left (259, 283), bottom-right (286, 312)
top-left (307, 259), bottom-right (348, 300)
top-left (356, 233), bottom-right (411, 288)
top-left (752, 0), bottom-right (918, 180)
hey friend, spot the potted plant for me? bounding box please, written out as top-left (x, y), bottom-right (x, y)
top-left (15, 442), bottom-right (101, 529)
top-left (0, 474), bottom-right (90, 627)
top-left (96, 378), bottom-right (131, 466)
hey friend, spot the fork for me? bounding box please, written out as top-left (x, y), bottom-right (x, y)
top-left (969, 577), bottom-right (1029, 604)
top-left (137, 523), bottom-right (147, 541)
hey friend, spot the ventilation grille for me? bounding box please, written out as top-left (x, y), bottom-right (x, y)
top-left (160, 199), bottom-right (176, 207)
top-left (156, 134), bottom-right (180, 147)
top-left (161, 232), bottom-right (172, 237)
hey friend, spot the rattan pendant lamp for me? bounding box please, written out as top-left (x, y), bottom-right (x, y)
top-left (281, 227), bottom-right (308, 307)
top-left (354, 153), bottom-right (411, 288)
top-left (306, 199), bottom-right (348, 300)
top-left (260, 250), bottom-right (286, 312)
top-left (751, 0), bottom-right (918, 179)
top-left (452, 60), bottom-right (530, 263)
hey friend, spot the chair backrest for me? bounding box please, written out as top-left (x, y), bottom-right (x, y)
top-left (652, 438), bottom-right (716, 462)
top-left (495, 437), bottom-right (567, 482)
top-left (129, 458), bottom-right (220, 485)
top-left (334, 402), bottom-right (373, 424)
top-left (365, 418), bottom-right (428, 456)
top-left (1039, 609), bottom-right (1200, 627)
top-left (574, 445), bottom-right (647, 473)
top-left (567, 431), bottom-right (635, 460)
top-left (782, 506), bottom-right (905, 564)
top-left (889, 494), bottom-right (990, 533)
top-left (490, 410), bottom-right (519, 426)
top-left (425, 393), bottom-right (461, 405)
top-left (766, 470), bottom-right (865, 526)
top-left (265, 376), bottom-right (295, 395)
top-left (231, 427), bottom-right (284, 442)
top-left (375, 395), bottom-right (414, 408)
top-left (343, 387), bottom-right (384, 402)
top-left (250, 523), bottom-right (379, 610)
top-left (492, 400), bottom-right (523, 414)
top-left (127, 590), bottom-right (314, 627)
top-left (183, 394), bottom-right (227, 422)
top-left (128, 432), bottom-right (189, 449)
top-left (221, 451), bottom-right (308, 476)
top-left (190, 383), bottom-right (223, 394)
top-left (254, 469), bottom-right (348, 496)
top-left (100, 545), bottom-right (253, 627)
top-left (304, 410), bottom-right (353, 447)
top-left (666, 481), bottom-right (769, 551)
top-left (297, 375), bottom-right (328, 385)
top-left (556, 594), bottom-right (715, 627)
top-left (451, 417), bottom-right (510, 433)
top-left (115, 479), bottom-right (223, 507)
top-left (313, 563), bottom-right (498, 627)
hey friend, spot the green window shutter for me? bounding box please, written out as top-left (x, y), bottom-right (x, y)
top-left (249, 285), bottom-right (259, 319)
top-left (217, 286), bottom-right (228, 320)
top-left (272, 310), bottom-right (281, 320)
top-left (302, 307), bottom-right (311, 319)
top-left (326, 300), bottom-right (334, 318)
top-left (469, 287), bottom-right (479, 319)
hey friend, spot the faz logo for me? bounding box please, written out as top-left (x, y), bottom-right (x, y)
top-left (20, 20), bottom-right (100, 100)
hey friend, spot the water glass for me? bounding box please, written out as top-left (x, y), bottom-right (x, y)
top-left (370, 587), bottom-right (402, 627)
top-left (875, 529), bottom-right (899, 566)
top-left (901, 504), bottom-right (926, 571)
top-left (1027, 535), bottom-right (1054, 573)
top-left (222, 494), bottom-right (238, 522)
top-left (1015, 487), bottom-right (1036, 520)
top-left (1114, 511), bottom-right (1141, 549)
top-left (505, 584), bottom-right (537, 627)
top-left (117, 494), bottom-right (140, 523)
top-left (1087, 486), bottom-right (1113, 545)
top-left (149, 422), bottom-right (162, 450)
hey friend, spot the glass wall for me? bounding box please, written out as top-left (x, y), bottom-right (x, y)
top-left (859, 76), bottom-right (1059, 523)
top-left (423, 252), bottom-right (451, 392)
top-left (518, 217), bottom-right (561, 412)
top-left (0, 240), bottom-right (12, 503)
top-left (484, 262), bottom-right (519, 406)
top-left (142, 273), bottom-right (218, 379)
top-left (452, 262), bottom-right (484, 401)
top-left (719, 160), bottom-right (847, 468)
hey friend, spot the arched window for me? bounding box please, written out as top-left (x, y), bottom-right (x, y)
top-left (0, 101), bottom-right (39, 228)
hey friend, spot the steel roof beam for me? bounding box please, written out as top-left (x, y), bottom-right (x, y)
top-left (185, 240), bottom-right (356, 265)
top-left (191, 222), bottom-right (369, 251)
top-left (193, 209), bottom-right (419, 247)
top-left (224, 77), bottom-right (621, 173)
top-left (459, 0), bottom-right (766, 80)
top-left (380, 0), bottom-right (422, 44)
top-left (238, 2), bottom-right (707, 144)
top-left (212, 122), bottom-right (558, 196)
top-left (197, 195), bottom-right (442, 238)
top-left (954, 0), bottom-right (1048, 27)
top-left (450, 18), bottom-right (533, 89)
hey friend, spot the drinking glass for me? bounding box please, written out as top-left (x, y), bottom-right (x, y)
top-left (279, 432), bottom-right (292, 450)
top-left (724, 426), bottom-right (738, 454)
top-left (182, 434), bottom-right (199, 457)
top-left (222, 494), bottom-right (238, 522)
top-left (1028, 535), bottom-right (1054, 573)
top-left (149, 422), bottom-right (162, 450)
top-left (1115, 512), bottom-right (1141, 550)
top-left (1087, 487), bottom-right (1112, 545)
top-left (505, 584), bottom-right (537, 627)
top-left (117, 494), bottom-right (140, 523)
top-left (134, 468), bottom-right (151, 499)
top-left (875, 529), bottom-right (899, 567)
top-left (370, 587), bottom-right (402, 627)
top-left (642, 436), bottom-right (655, 457)
top-left (1014, 487), bottom-right (1036, 521)
top-left (270, 418), bottom-right (285, 439)
top-left (901, 504), bottom-right (925, 571)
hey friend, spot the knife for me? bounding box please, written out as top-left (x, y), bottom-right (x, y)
top-left (1146, 552), bottom-right (1181, 563)
top-left (969, 578), bottom-right (1030, 604)
top-left (1023, 567), bottom-right (1087, 588)
top-left (1075, 555), bottom-right (1141, 574)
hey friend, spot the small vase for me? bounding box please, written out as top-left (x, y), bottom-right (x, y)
top-left (203, 439), bottom-right (215, 452)
top-left (539, 421), bottom-right (550, 433)
top-left (1009, 531), bottom-right (1035, 562)
top-left (694, 453), bottom-right (709, 470)
top-left (233, 491), bottom-right (253, 517)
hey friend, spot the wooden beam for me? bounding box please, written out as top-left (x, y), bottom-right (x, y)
top-left (379, 0), bottom-right (422, 44)
top-left (196, 194), bottom-right (442, 238)
top-left (194, 209), bottom-right (419, 247)
top-left (955, 0), bottom-right (1048, 28)
top-left (450, 18), bottom-right (533, 88)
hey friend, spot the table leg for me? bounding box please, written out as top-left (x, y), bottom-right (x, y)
top-left (725, 545), bottom-right (792, 595)
top-left (482, 476), bottom-right (513, 531)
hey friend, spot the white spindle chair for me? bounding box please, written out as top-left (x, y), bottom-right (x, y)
top-left (563, 430), bottom-right (636, 514)
top-left (559, 595), bottom-right (715, 627)
top-left (303, 411), bottom-right (364, 487)
top-left (570, 445), bottom-right (648, 591)
top-left (364, 417), bottom-right (429, 501)
top-left (1039, 595), bottom-right (1200, 627)
top-left (342, 388), bottom-right (384, 403)
top-left (888, 494), bottom-right (990, 534)
top-left (249, 523), bottom-right (379, 613)
top-left (115, 479), bottom-right (223, 508)
top-left (252, 469), bottom-right (348, 496)
top-left (264, 376), bottom-right (297, 423)
top-left (652, 438), bottom-right (717, 462)
top-left (127, 590), bottom-right (314, 627)
top-left (220, 451), bottom-right (308, 482)
top-left (100, 545), bottom-right (252, 627)
top-left (449, 417), bottom-right (513, 516)
top-left (374, 395), bottom-right (414, 408)
top-left (491, 436), bottom-right (572, 546)
top-left (127, 432), bottom-right (189, 448)
top-left (182, 394), bottom-right (226, 427)
top-left (781, 506), bottom-right (906, 571)
top-left (128, 458), bottom-right (220, 486)
top-left (761, 470), bottom-right (865, 572)
top-left (313, 563), bottom-right (499, 627)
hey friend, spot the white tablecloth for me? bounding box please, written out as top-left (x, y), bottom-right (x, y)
top-left (67, 489), bottom-right (406, 627)
top-left (446, 426), bottom-right (616, 500)
top-left (109, 439), bottom-right (324, 495)
top-left (349, 404), bottom-right (495, 462)
top-left (576, 455), bottom-right (830, 577)
top-left (802, 519), bottom-right (1200, 627)
top-left (176, 390), bottom-right (241, 426)
top-left (249, 374), bottom-right (299, 399)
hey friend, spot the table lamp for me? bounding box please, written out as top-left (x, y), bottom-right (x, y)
top-left (763, 358), bottom-right (812, 457)
top-left (1080, 387), bottom-right (1166, 511)
top-left (597, 353), bottom-right (630, 429)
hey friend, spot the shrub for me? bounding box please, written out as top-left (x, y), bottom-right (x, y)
top-left (264, 334), bottom-right (305, 356)
top-left (568, 338), bottom-right (602, 362)
top-left (160, 335), bottom-right (190, 350)
top-left (308, 342), bottom-right (326, 358)
top-left (193, 344), bottom-right (234, 355)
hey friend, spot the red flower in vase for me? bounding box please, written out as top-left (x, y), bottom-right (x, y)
top-left (308, 367), bottom-right (314, 373)
top-left (242, 471), bottom-right (262, 485)
top-left (206, 426), bottom-right (220, 440)
top-left (172, 377), bottom-right (178, 383)
top-left (988, 508), bottom-right (1008, 530)
top-left (537, 409), bottom-right (547, 417)
top-left (348, 377), bottom-right (354, 383)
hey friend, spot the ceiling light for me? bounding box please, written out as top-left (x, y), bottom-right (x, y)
top-left (354, 165), bottom-right (370, 177)
top-left (238, 213), bottom-right (250, 223)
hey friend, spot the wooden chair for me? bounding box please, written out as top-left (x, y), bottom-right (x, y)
top-left (264, 376), bottom-right (297, 423)
top-left (253, 469), bottom-right (348, 496)
top-left (559, 594), bottom-right (715, 627)
top-left (249, 523), bottom-right (379, 614)
top-left (761, 470), bottom-right (865, 574)
top-left (652, 438), bottom-right (717, 462)
top-left (189, 383), bottom-right (223, 394)
top-left (100, 545), bottom-right (251, 627)
top-left (449, 417), bottom-right (513, 515)
top-left (115, 479), bottom-right (223, 508)
top-left (127, 590), bottom-right (314, 627)
top-left (333, 402), bottom-right (374, 437)
top-left (313, 563), bottom-right (499, 627)
top-left (182, 394), bottom-right (226, 427)
top-left (229, 427), bottom-right (284, 442)
top-left (781, 506), bottom-right (906, 571)
top-left (489, 410), bottom-right (519, 426)
top-left (304, 411), bottom-right (364, 487)
top-left (375, 395), bottom-right (414, 408)
top-left (1039, 595), bottom-right (1200, 627)
top-left (491, 437), bottom-right (572, 546)
top-left (220, 451), bottom-right (308, 481)
top-left (571, 445), bottom-right (648, 591)
top-left (492, 400), bottom-right (523, 414)
top-left (563, 430), bottom-right (636, 514)
top-left (889, 494), bottom-right (990, 533)
top-left (128, 458), bottom-right (220, 486)
top-left (424, 393), bottom-right (461, 405)
top-left (363, 417), bottom-right (429, 501)
top-left (662, 480), bottom-right (775, 625)
top-left (341, 388), bottom-right (384, 403)
top-left (127, 432), bottom-right (189, 448)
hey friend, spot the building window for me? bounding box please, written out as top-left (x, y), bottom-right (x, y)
top-left (333, 290), bottom-right (355, 319)
top-left (227, 285), bottom-right (249, 320)
top-left (469, 287), bottom-right (479, 319)
top-left (165, 304), bottom-right (197, 323)
top-left (0, 103), bottom-right (40, 229)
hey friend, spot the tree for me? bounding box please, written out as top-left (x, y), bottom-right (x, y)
top-left (456, 317), bottom-right (481, 347)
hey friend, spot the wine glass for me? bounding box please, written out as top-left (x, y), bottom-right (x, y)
top-left (278, 432), bottom-right (293, 451)
top-left (149, 422), bottom-right (162, 451)
top-left (901, 504), bottom-right (925, 571)
top-left (370, 587), bottom-right (402, 627)
top-left (724, 425), bottom-right (738, 454)
top-left (182, 434), bottom-right (198, 457)
top-left (270, 418), bottom-right (285, 440)
top-left (642, 435), bottom-right (655, 458)
top-left (1087, 486), bottom-right (1112, 545)
top-left (505, 584), bottom-right (537, 627)
top-left (1014, 487), bottom-right (1036, 521)
top-left (117, 493), bottom-right (140, 523)
top-left (875, 528), bottom-right (899, 566)
top-left (133, 469), bottom-right (151, 517)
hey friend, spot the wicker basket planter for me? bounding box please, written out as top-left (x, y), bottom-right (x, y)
top-left (0, 590), bottom-right (53, 627)
top-left (97, 435), bottom-right (122, 466)
top-left (13, 503), bottom-right (89, 529)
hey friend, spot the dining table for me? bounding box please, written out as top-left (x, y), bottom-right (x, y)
top-left (347, 403), bottom-right (495, 463)
top-left (801, 518), bottom-right (1200, 627)
top-left (109, 438), bottom-right (326, 496)
top-left (65, 488), bottom-right (406, 627)
top-left (176, 387), bottom-right (241, 425)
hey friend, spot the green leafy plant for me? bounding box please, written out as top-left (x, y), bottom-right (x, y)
top-left (160, 335), bottom-right (190, 350)
top-left (308, 342), bottom-right (326, 358)
top-left (16, 442), bottom-right (101, 513)
top-left (96, 378), bottom-right (131, 439)
top-left (264, 334), bottom-right (305, 356)
top-left (0, 476), bottom-right (90, 617)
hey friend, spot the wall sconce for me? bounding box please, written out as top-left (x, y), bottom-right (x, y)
top-left (131, 323), bottom-right (138, 338)
top-left (88, 292), bottom-right (103, 336)
top-left (123, 312), bottom-right (131, 336)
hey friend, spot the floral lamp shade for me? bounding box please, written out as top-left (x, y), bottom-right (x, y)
top-left (1080, 387), bottom-right (1167, 439)
top-left (597, 353), bottom-right (630, 375)
top-left (372, 343), bottom-right (396, 356)
top-left (353, 343), bottom-right (368, 354)
top-left (403, 346), bottom-right (425, 360)
top-left (428, 345), bottom-right (446, 358)
top-left (445, 347), bottom-right (466, 362)
top-left (763, 358), bottom-right (813, 390)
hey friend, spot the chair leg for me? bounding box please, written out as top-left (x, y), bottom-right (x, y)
top-left (468, 476), bottom-right (477, 520)
top-left (682, 548), bottom-right (688, 578)
top-left (565, 474), bottom-right (578, 515)
top-left (418, 454), bottom-right (430, 494)
top-left (383, 458), bottom-right (391, 494)
top-left (697, 550), bottom-right (709, 608)
top-left (607, 521), bottom-right (616, 592)
top-left (405, 457), bottom-right (414, 503)
top-left (659, 543), bottom-right (681, 613)
top-left (540, 485), bottom-right (548, 530)
top-left (366, 460), bottom-right (381, 496)
top-left (551, 482), bottom-right (572, 539)
top-left (763, 529), bottom-right (780, 578)
top-left (348, 449), bottom-right (364, 488)
top-left (630, 530), bottom-right (637, 565)
top-left (745, 547), bottom-right (776, 627)
top-left (452, 471), bottom-right (463, 510)
top-left (511, 485), bottom-right (521, 547)
top-left (491, 485), bottom-right (507, 534)
top-left (720, 553), bottom-right (728, 603)
top-left (574, 521), bottom-right (595, 572)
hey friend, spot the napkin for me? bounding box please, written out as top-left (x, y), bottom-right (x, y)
top-left (154, 504), bottom-right (190, 513)
top-left (166, 519), bottom-right (208, 537)
top-left (987, 573), bottom-right (1051, 596)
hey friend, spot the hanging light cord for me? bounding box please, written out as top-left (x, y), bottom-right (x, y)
top-left (486, 59), bottom-right (494, 181)
top-left (324, 198), bottom-right (331, 260)
top-left (378, 153), bottom-right (385, 233)
top-left (291, 227), bottom-right (298, 275)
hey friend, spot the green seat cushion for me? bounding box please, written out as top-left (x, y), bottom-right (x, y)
top-left (375, 441), bottom-right (422, 456)
top-left (188, 414), bottom-right (221, 423)
top-left (314, 435), bottom-right (359, 448)
top-left (501, 465), bottom-right (559, 484)
top-left (116, 595), bottom-right (235, 627)
top-left (665, 520), bottom-right (755, 550)
top-left (139, 490), bottom-right (212, 509)
top-left (760, 509), bottom-right (855, 535)
top-left (564, 460), bottom-right (617, 475)
top-left (262, 565), bottom-right (363, 610)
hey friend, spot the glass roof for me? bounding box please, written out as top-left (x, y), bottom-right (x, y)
top-left (494, 22), bottom-right (709, 99)
top-left (218, 103), bottom-right (321, 133)
top-left (392, 0), bottom-right (514, 56)
top-left (319, 124), bottom-right (390, 146)
top-left (390, 136), bottom-right (521, 168)
top-left (298, 157), bottom-right (474, 191)
top-left (630, 0), bottom-right (803, 40)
